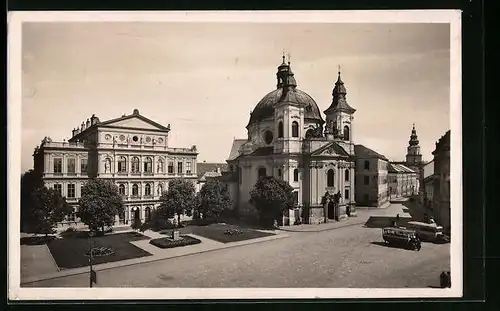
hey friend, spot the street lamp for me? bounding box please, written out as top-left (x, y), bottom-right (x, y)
top-left (88, 231), bottom-right (96, 287)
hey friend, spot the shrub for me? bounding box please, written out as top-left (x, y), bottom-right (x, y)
top-left (149, 235), bottom-right (201, 249)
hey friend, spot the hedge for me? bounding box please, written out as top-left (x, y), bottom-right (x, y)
top-left (149, 235), bottom-right (201, 249)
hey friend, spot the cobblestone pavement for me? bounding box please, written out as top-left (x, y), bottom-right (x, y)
top-left (23, 214), bottom-right (450, 288)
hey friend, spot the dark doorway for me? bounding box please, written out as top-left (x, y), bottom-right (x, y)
top-left (133, 208), bottom-right (140, 221)
top-left (328, 201), bottom-right (336, 220)
top-left (145, 207), bottom-right (151, 222)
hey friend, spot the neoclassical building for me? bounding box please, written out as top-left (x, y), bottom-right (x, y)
top-left (32, 109), bottom-right (198, 228)
top-left (226, 57), bottom-right (358, 224)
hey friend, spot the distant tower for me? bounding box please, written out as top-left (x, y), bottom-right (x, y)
top-left (405, 123), bottom-right (422, 165)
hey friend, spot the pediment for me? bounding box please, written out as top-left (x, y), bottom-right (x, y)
top-left (311, 142), bottom-right (349, 157)
top-left (100, 115), bottom-right (169, 131)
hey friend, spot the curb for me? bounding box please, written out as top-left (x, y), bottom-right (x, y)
top-left (21, 233), bottom-right (290, 285)
top-left (279, 220), bottom-right (367, 233)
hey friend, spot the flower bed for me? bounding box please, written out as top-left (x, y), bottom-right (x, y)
top-left (149, 235), bottom-right (201, 249)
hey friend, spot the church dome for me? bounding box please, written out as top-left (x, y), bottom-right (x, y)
top-left (247, 86), bottom-right (324, 127)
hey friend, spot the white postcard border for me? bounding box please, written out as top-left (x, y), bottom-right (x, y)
top-left (8, 9), bottom-right (463, 300)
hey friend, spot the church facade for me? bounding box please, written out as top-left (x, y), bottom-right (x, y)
top-left (32, 109), bottom-right (198, 229)
top-left (226, 57), bottom-right (359, 224)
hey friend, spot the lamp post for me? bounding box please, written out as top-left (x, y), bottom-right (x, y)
top-left (88, 231), bottom-right (95, 288)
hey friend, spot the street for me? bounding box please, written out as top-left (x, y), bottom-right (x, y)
top-left (23, 206), bottom-right (450, 288)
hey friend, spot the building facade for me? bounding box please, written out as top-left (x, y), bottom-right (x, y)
top-left (422, 160), bottom-right (435, 211)
top-left (431, 130), bottom-right (451, 232)
top-left (226, 57), bottom-right (374, 225)
top-left (32, 109), bottom-right (198, 228)
top-left (387, 163), bottom-right (419, 199)
top-left (354, 145), bottom-right (390, 207)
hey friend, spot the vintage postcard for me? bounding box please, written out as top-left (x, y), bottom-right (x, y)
top-left (8, 10), bottom-right (462, 300)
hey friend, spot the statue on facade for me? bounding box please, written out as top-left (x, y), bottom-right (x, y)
top-left (157, 184), bottom-right (163, 196)
top-left (157, 161), bottom-right (163, 173)
top-left (104, 158), bottom-right (111, 173)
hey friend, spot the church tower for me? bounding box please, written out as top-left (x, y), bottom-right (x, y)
top-left (323, 70), bottom-right (356, 156)
top-left (405, 123), bottom-right (423, 165)
top-left (274, 55), bottom-right (304, 156)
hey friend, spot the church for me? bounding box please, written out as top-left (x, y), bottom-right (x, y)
top-left (226, 56), bottom-right (360, 225)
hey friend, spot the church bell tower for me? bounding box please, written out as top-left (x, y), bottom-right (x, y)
top-left (406, 123), bottom-right (423, 165)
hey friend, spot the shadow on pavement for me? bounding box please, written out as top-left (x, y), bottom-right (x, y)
top-left (20, 236), bottom-right (56, 246)
top-left (364, 216), bottom-right (413, 229)
top-left (370, 241), bottom-right (415, 251)
top-left (401, 199), bottom-right (427, 222)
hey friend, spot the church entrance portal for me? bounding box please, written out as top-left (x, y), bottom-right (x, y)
top-left (328, 201), bottom-right (336, 220)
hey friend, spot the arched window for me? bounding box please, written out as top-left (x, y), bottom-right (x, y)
top-left (118, 184), bottom-right (125, 195)
top-left (118, 156), bottom-right (127, 173)
top-left (145, 183), bottom-right (151, 196)
top-left (157, 158), bottom-right (164, 173)
top-left (292, 121), bottom-right (299, 137)
top-left (343, 125), bottom-right (350, 141)
top-left (144, 157), bottom-right (153, 173)
top-left (327, 169), bottom-right (335, 187)
top-left (345, 169), bottom-right (350, 181)
top-left (364, 160), bottom-right (370, 170)
top-left (278, 121), bottom-right (284, 138)
top-left (258, 167), bottom-right (267, 180)
top-left (132, 184), bottom-right (139, 197)
top-left (293, 169), bottom-right (299, 182)
top-left (131, 157), bottom-right (140, 173)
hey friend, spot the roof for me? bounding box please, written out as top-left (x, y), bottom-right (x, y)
top-left (247, 88), bottom-right (324, 127)
top-left (354, 144), bottom-right (389, 161)
top-left (324, 72), bottom-right (356, 115)
top-left (196, 162), bottom-right (228, 179)
top-left (250, 147), bottom-right (274, 157)
top-left (388, 163), bottom-right (416, 174)
top-left (98, 109), bottom-right (170, 131)
top-left (227, 139), bottom-right (246, 161)
top-left (199, 171), bottom-right (222, 182)
top-left (246, 60), bottom-right (325, 127)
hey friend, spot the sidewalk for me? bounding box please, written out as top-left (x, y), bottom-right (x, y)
top-left (279, 201), bottom-right (412, 233)
top-left (21, 229), bottom-right (290, 285)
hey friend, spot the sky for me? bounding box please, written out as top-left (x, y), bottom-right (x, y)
top-left (21, 22), bottom-right (450, 172)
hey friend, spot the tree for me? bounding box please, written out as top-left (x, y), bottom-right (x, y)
top-left (28, 186), bottom-right (73, 235)
top-left (195, 179), bottom-right (232, 221)
top-left (21, 169), bottom-right (45, 231)
top-left (78, 179), bottom-right (125, 233)
top-left (249, 176), bottom-right (295, 227)
top-left (131, 216), bottom-right (142, 232)
top-left (158, 178), bottom-right (196, 226)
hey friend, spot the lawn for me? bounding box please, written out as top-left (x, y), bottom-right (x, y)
top-left (161, 223), bottom-right (275, 244)
top-left (47, 231), bottom-right (152, 269)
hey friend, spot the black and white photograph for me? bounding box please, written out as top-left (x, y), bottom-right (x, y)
top-left (8, 10), bottom-right (462, 300)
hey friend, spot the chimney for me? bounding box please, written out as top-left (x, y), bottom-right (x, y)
top-left (86, 118), bottom-right (91, 128)
top-left (81, 121), bottom-right (85, 131)
top-left (72, 128), bottom-right (77, 137)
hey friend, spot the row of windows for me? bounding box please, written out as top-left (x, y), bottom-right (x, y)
top-left (52, 182), bottom-right (165, 198)
top-left (259, 167), bottom-right (351, 187)
top-left (118, 183), bottom-right (163, 197)
top-left (277, 121), bottom-right (300, 138)
top-left (53, 158), bottom-right (87, 174)
top-left (105, 157), bottom-right (192, 175)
